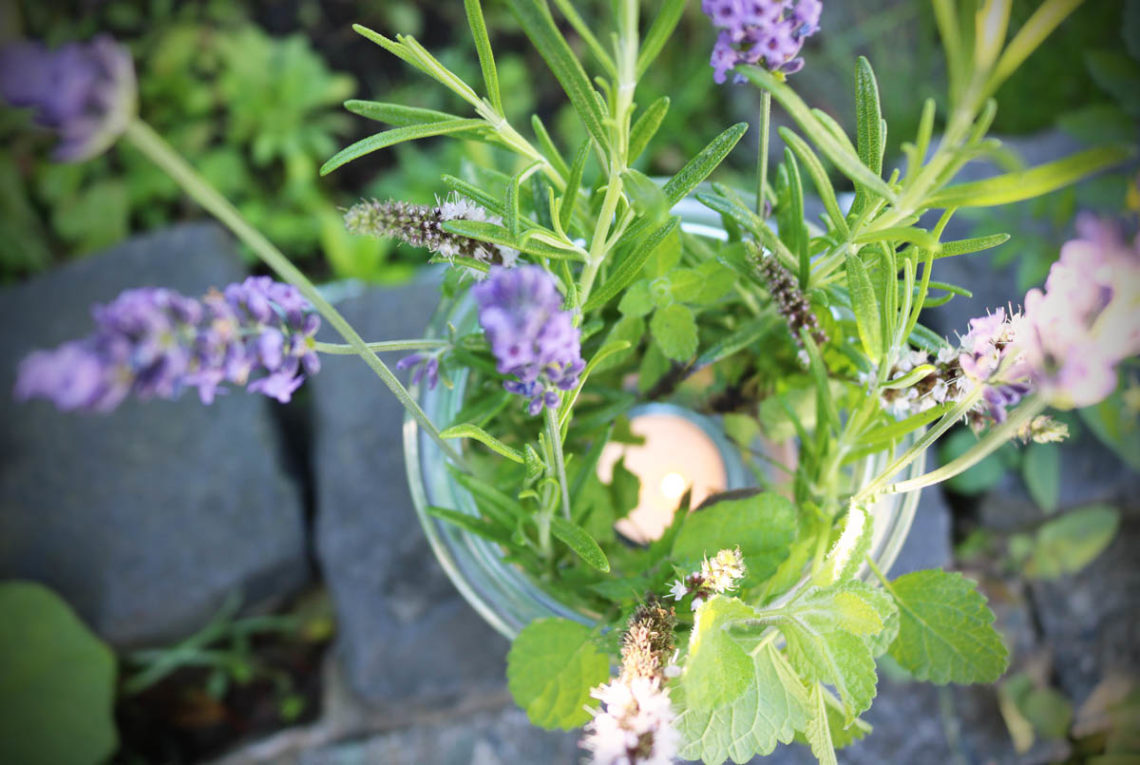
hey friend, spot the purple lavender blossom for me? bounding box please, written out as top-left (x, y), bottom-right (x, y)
top-left (14, 278), bottom-right (321, 412)
top-left (1018, 214), bottom-right (1140, 408)
top-left (472, 266), bottom-right (584, 416)
top-left (0, 36), bottom-right (136, 162)
top-left (397, 352), bottom-right (441, 390)
top-left (702, 0), bottom-right (821, 83)
top-left (956, 307), bottom-right (1031, 423)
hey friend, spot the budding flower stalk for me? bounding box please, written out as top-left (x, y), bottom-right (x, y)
top-left (753, 250), bottom-right (827, 363)
top-left (344, 195), bottom-right (518, 268)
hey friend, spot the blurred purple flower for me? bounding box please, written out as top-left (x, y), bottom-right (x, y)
top-left (0, 35), bottom-right (136, 162)
top-left (14, 278), bottom-right (321, 412)
top-left (397, 352), bottom-right (441, 390)
top-left (701, 0), bottom-right (821, 83)
top-left (1017, 214), bottom-right (1140, 408)
top-left (472, 266), bottom-right (584, 415)
top-left (955, 307), bottom-right (1031, 423)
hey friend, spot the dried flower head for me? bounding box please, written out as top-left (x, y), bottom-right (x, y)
top-left (15, 278), bottom-right (320, 411)
top-left (0, 36), bottom-right (136, 162)
top-left (702, 0), bottom-right (822, 83)
top-left (753, 249), bottom-right (827, 362)
top-left (344, 194), bottom-right (518, 268)
top-left (1016, 415), bottom-right (1069, 444)
top-left (473, 265), bottom-right (585, 415)
top-left (669, 546), bottom-right (747, 609)
top-left (620, 597), bottom-right (677, 683)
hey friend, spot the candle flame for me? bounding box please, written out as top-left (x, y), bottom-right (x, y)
top-left (660, 472), bottom-right (688, 503)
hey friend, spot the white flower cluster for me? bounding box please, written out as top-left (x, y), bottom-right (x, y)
top-left (863, 346), bottom-right (969, 419)
top-left (436, 193), bottom-right (519, 267)
top-left (581, 676), bottom-right (680, 765)
top-left (668, 547), bottom-right (747, 609)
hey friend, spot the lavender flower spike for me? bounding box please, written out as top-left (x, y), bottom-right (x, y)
top-left (1017, 214), bottom-right (1140, 409)
top-left (702, 0), bottom-right (822, 83)
top-left (15, 277), bottom-right (321, 412)
top-left (0, 36), bottom-right (136, 162)
top-left (472, 266), bottom-right (584, 416)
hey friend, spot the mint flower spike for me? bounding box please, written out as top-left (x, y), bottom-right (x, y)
top-left (668, 547), bottom-right (747, 610)
top-left (1018, 213), bottom-right (1140, 409)
top-left (472, 266), bottom-right (584, 416)
top-left (0, 35), bottom-right (136, 162)
top-left (14, 278), bottom-right (321, 412)
top-left (344, 194), bottom-right (518, 268)
top-left (581, 599), bottom-right (680, 765)
top-left (702, 0), bottom-right (822, 83)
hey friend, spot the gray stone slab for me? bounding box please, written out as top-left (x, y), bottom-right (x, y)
top-left (311, 277), bottom-right (507, 706)
top-left (298, 705), bottom-right (579, 765)
top-left (0, 223), bottom-right (309, 648)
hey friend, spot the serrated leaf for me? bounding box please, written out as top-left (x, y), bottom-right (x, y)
top-left (677, 637), bottom-right (808, 764)
top-left (1024, 504), bottom-right (1119, 580)
top-left (651, 303), bottom-right (698, 361)
top-left (506, 618), bottom-right (610, 729)
top-left (550, 516), bottom-right (610, 572)
top-left (683, 596), bottom-right (759, 709)
top-left (805, 684), bottom-right (838, 765)
top-left (673, 492), bottom-right (797, 586)
top-left (886, 569), bottom-right (1008, 684)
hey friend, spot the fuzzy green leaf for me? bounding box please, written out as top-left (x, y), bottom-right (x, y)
top-left (845, 254), bottom-right (883, 362)
top-left (677, 633), bottom-right (808, 764)
top-left (673, 492), bottom-right (797, 586)
top-left (651, 303), bottom-right (699, 361)
top-left (439, 423), bottom-right (525, 463)
top-left (927, 145), bottom-right (1135, 208)
top-left (886, 569), bottom-right (1008, 684)
top-left (740, 67), bottom-right (895, 201)
top-left (637, 0), bottom-right (686, 77)
top-left (321, 119), bottom-right (485, 175)
top-left (583, 216), bottom-right (679, 311)
top-left (550, 516), bottom-right (610, 572)
top-left (464, 0), bottom-right (502, 112)
top-left (1022, 442), bottom-right (1060, 512)
top-left (932, 233), bottom-right (1011, 259)
top-left (1024, 504), bottom-right (1120, 580)
top-left (854, 56), bottom-right (884, 186)
top-left (805, 684), bottom-right (838, 765)
top-left (629, 96), bottom-right (670, 162)
top-left (343, 100), bottom-right (459, 126)
top-left (427, 505), bottom-right (512, 544)
top-left (506, 0), bottom-right (608, 149)
top-left (506, 618), bottom-right (610, 729)
top-left (662, 123), bottom-right (749, 205)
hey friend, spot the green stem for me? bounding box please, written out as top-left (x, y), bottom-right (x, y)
top-left (886, 395), bottom-right (1046, 495)
top-left (851, 385), bottom-right (984, 506)
top-left (757, 89), bottom-right (772, 218)
top-left (864, 552), bottom-right (896, 593)
top-left (123, 119), bottom-right (466, 468)
top-left (314, 339), bottom-right (448, 355)
top-left (545, 406), bottom-right (572, 521)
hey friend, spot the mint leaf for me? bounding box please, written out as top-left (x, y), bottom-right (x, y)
top-left (804, 684), bottom-right (838, 765)
top-left (651, 302), bottom-right (698, 360)
top-left (886, 569), bottom-right (1008, 684)
top-left (672, 491), bottom-right (797, 586)
top-left (682, 596), bottom-right (757, 709)
top-left (677, 644), bottom-right (808, 764)
top-left (506, 618), bottom-right (611, 729)
top-left (677, 599), bottom-right (808, 764)
top-left (782, 612), bottom-right (877, 721)
top-left (618, 280), bottom-right (654, 317)
top-left (1024, 504), bottom-right (1119, 580)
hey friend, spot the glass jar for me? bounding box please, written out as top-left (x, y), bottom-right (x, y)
top-left (404, 211), bottom-right (925, 640)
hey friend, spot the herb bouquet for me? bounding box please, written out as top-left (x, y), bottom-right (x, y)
top-left (7, 1), bottom-right (1138, 763)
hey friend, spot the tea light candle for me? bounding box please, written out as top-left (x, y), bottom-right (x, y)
top-left (595, 406), bottom-right (732, 544)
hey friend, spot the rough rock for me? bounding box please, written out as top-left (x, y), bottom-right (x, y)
top-left (0, 223), bottom-right (309, 648)
top-left (297, 704), bottom-right (578, 765)
top-left (1029, 518), bottom-right (1140, 703)
top-left (310, 277), bottom-right (507, 706)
